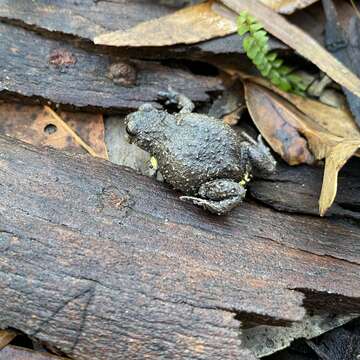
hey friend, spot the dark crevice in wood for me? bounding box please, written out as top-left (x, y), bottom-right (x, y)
top-left (294, 288), bottom-right (360, 314)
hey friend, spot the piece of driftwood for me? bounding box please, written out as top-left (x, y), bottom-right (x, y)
top-left (0, 135), bottom-right (360, 359)
top-left (0, 22), bottom-right (222, 112)
top-left (0, 0), bottom-right (285, 58)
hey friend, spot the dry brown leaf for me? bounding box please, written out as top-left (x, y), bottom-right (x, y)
top-left (245, 82), bottom-right (315, 165)
top-left (0, 330), bottom-right (17, 350)
top-left (220, 0), bottom-right (360, 98)
top-left (0, 103), bottom-right (108, 159)
top-left (261, 0), bottom-right (318, 13)
top-left (94, 1), bottom-right (237, 47)
top-left (57, 111), bottom-right (108, 159)
top-left (94, 0), bottom-right (318, 48)
top-left (319, 141), bottom-right (360, 216)
top-left (244, 82), bottom-right (360, 215)
top-left (240, 74), bottom-right (360, 140)
top-left (44, 106), bottom-right (107, 159)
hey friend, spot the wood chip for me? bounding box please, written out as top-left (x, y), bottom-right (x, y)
top-left (43, 106), bottom-right (105, 159)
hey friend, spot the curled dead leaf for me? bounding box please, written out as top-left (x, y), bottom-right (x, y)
top-left (244, 82), bottom-right (346, 163)
top-left (245, 82), bottom-right (315, 165)
top-left (241, 75), bottom-right (360, 140)
top-left (244, 82), bottom-right (360, 215)
top-left (319, 141), bottom-right (360, 216)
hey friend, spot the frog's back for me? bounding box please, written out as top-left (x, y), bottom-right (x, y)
top-left (157, 113), bottom-right (245, 193)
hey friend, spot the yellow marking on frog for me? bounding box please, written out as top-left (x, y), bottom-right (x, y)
top-left (239, 171), bottom-right (251, 186)
top-left (150, 156), bottom-right (158, 170)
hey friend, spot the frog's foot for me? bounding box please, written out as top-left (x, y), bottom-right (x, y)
top-left (241, 133), bottom-right (277, 176)
top-left (180, 179), bottom-right (247, 215)
top-left (158, 88), bottom-right (195, 114)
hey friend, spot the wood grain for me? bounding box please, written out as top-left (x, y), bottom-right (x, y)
top-left (0, 135), bottom-right (360, 358)
top-left (0, 22), bottom-right (223, 112)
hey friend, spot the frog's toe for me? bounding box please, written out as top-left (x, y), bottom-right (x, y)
top-left (180, 196), bottom-right (225, 215)
top-left (158, 88), bottom-right (178, 102)
top-left (158, 88), bottom-right (194, 113)
top-left (138, 103), bottom-right (156, 112)
top-left (180, 195), bottom-right (244, 215)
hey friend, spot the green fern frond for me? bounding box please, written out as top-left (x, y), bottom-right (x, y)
top-left (237, 11), bottom-right (306, 95)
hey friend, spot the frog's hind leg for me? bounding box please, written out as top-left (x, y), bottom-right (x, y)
top-left (158, 88), bottom-right (195, 114)
top-left (180, 179), bottom-right (246, 215)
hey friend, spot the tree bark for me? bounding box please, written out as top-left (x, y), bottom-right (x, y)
top-left (0, 22), bottom-right (222, 113)
top-left (0, 135), bottom-right (360, 359)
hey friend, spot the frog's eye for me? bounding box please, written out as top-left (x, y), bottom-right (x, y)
top-left (139, 103), bottom-right (155, 112)
top-left (125, 123), bottom-right (135, 136)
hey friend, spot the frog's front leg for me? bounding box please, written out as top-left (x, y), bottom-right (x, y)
top-left (158, 88), bottom-right (195, 114)
top-left (180, 179), bottom-right (247, 215)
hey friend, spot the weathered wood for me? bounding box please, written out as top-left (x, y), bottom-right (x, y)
top-left (0, 22), bottom-right (223, 112)
top-left (0, 345), bottom-right (68, 360)
top-left (0, 0), bottom-right (175, 40)
top-left (0, 135), bottom-right (360, 358)
top-left (250, 161), bottom-right (360, 221)
top-left (0, 0), bottom-right (285, 58)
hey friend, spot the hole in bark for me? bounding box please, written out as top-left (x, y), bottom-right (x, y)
top-left (44, 123), bottom-right (57, 135)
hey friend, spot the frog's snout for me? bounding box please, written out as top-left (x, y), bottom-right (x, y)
top-left (125, 119), bottom-right (135, 136)
top-left (125, 113), bottom-right (138, 145)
